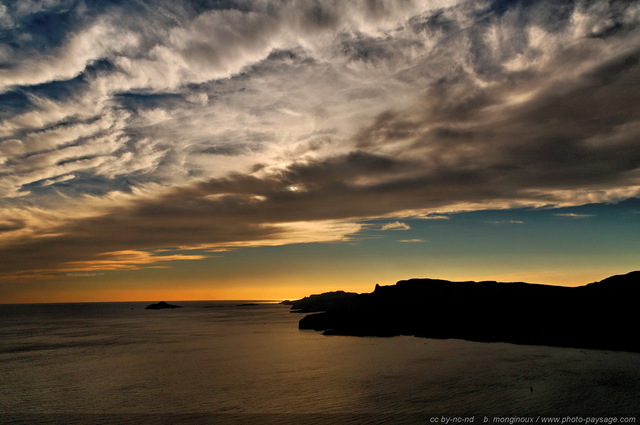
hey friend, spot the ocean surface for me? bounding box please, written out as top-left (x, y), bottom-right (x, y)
top-left (1, 301), bottom-right (639, 424)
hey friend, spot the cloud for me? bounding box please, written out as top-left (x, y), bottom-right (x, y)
top-left (417, 214), bottom-right (450, 220)
top-left (485, 220), bottom-right (525, 225)
top-left (398, 238), bottom-right (425, 243)
top-left (60, 250), bottom-right (207, 272)
top-left (0, 219), bottom-right (25, 233)
top-left (1, 0), bottom-right (639, 281)
top-left (3, 249), bottom-right (207, 282)
top-left (552, 213), bottom-right (595, 219)
top-left (40, 174), bottom-right (75, 187)
top-left (381, 221), bottom-right (411, 231)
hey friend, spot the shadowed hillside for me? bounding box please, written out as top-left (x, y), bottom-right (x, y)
top-left (295, 271), bottom-right (640, 352)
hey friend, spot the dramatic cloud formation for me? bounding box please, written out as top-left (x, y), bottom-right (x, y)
top-left (1, 0), bottom-right (639, 282)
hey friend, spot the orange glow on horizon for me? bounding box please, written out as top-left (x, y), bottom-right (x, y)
top-left (0, 281), bottom-right (377, 304)
top-left (0, 263), bottom-right (622, 304)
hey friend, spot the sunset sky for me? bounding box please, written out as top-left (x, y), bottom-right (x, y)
top-left (1, 0), bottom-right (639, 303)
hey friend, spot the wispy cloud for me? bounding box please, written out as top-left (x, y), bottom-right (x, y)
top-left (61, 250), bottom-right (207, 272)
top-left (419, 214), bottom-right (450, 220)
top-left (398, 239), bottom-right (426, 243)
top-left (381, 221), bottom-right (411, 231)
top-left (552, 213), bottom-right (596, 219)
top-left (485, 220), bottom-right (525, 225)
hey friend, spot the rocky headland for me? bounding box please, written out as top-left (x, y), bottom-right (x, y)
top-left (293, 271), bottom-right (640, 352)
top-left (281, 290), bottom-right (358, 313)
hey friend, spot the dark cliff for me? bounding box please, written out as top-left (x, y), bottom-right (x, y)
top-left (297, 271), bottom-right (640, 352)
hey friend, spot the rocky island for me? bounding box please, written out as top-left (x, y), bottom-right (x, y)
top-left (145, 301), bottom-right (182, 310)
top-left (294, 271), bottom-right (640, 352)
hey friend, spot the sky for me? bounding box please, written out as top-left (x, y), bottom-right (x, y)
top-left (0, 0), bottom-right (639, 303)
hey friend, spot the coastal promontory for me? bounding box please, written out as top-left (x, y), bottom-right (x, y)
top-left (294, 271), bottom-right (640, 352)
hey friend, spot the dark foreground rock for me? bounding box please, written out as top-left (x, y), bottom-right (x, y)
top-left (145, 301), bottom-right (182, 310)
top-left (297, 271), bottom-right (640, 352)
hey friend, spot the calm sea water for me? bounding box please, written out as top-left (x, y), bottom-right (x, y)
top-left (1, 301), bottom-right (639, 424)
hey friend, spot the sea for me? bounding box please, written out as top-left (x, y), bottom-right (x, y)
top-left (1, 301), bottom-right (639, 424)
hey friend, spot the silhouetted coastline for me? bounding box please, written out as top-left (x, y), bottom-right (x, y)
top-left (294, 271), bottom-right (640, 352)
top-left (281, 290), bottom-right (358, 313)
